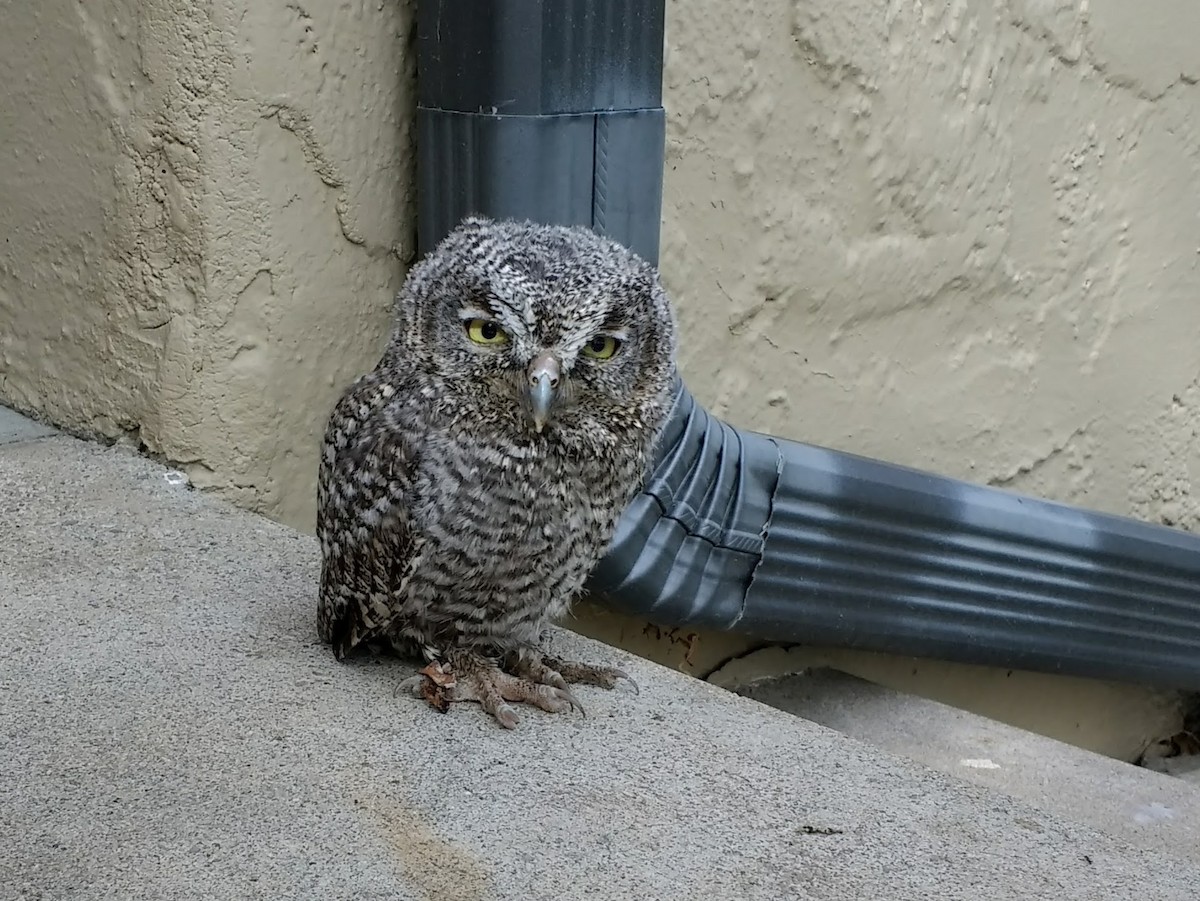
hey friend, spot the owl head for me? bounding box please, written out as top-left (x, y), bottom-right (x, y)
top-left (392, 217), bottom-right (678, 450)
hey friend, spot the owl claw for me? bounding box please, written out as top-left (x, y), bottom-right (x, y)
top-left (559, 687), bottom-right (586, 718)
top-left (515, 660), bottom-right (586, 715)
top-left (494, 703), bottom-right (520, 730)
top-left (459, 668), bottom-right (582, 727)
top-left (609, 671), bottom-right (638, 695)
top-left (395, 674), bottom-right (425, 697)
top-left (539, 655), bottom-right (638, 694)
top-left (397, 653), bottom-right (584, 729)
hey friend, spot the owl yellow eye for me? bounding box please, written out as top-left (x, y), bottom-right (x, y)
top-left (465, 318), bottom-right (509, 345)
top-left (581, 334), bottom-right (621, 360)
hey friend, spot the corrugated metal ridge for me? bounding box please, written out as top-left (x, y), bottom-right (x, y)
top-left (417, 0), bottom-right (664, 115)
top-left (590, 381), bottom-right (771, 629)
top-left (742, 438), bottom-right (1200, 687)
top-left (595, 383), bottom-right (1200, 690)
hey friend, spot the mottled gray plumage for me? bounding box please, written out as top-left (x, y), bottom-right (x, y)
top-left (316, 216), bottom-right (677, 728)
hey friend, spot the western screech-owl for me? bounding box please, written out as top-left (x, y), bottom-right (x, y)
top-left (316, 216), bottom-right (678, 728)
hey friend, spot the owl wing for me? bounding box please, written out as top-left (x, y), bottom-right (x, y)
top-left (316, 370), bottom-right (424, 659)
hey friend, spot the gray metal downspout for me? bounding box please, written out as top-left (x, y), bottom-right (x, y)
top-left (416, 0), bottom-right (1200, 692)
top-left (416, 0), bottom-right (665, 266)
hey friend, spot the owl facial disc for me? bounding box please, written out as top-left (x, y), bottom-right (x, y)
top-left (526, 353), bottom-right (561, 433)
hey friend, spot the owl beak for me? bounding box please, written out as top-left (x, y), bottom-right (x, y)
top-left (526, 353), bottom-right (561, 433)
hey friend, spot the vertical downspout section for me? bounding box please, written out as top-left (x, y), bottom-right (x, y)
top-left (416, 0), bottom-right (667, 265)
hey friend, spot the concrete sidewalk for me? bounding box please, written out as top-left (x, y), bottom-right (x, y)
top-left (723, 665), bottom-right (1200, 864)
top-left (3, 422), bottom-right (1200, 900)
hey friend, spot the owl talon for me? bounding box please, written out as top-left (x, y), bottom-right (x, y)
top-left (493, 703), bottom-right (520, 730)
top-left (609, 671), bottom-right (638, 695)
top-left (615, 670), bottom-right (640, 695)
top-left (558, 687), bottom-right (586, 717)
top-left (429, 654), bottom-right (586, 728)
top-left (540, 655), bottom-right (638, 693)
top-left (395, 674), bottom-right (425, 698)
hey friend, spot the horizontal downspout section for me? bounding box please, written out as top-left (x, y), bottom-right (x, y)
top-left (592, 380), bottom-right (1200, 691)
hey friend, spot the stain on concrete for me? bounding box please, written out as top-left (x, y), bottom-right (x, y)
top-left (361, 793), bottom-right (493, 901)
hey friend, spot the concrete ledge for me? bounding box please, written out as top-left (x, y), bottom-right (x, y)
top-left (0, 405), bottom-right (57, 445)
top-left (3, 435), bottom-right (1200, 899)
top-left (728, 666), bottom-right (1200, 864)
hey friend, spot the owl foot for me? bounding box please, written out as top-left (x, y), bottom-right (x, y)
top-left (458, 660), bottom-right (585, 729)
top-left (403, 651), bottom-right (585, 729)
top-left (519, 653), bottom-right (639, 695)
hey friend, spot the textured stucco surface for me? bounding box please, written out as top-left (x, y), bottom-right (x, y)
top-left (0, 0), bottom-right (413, 527)
top-left (658, 0), bottom-right (1200, 528)
top-left (2, 1), bottom-right (1198, 754)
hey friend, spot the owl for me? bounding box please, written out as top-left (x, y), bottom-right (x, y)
top-left (316, 216), bottom-right (678, 728)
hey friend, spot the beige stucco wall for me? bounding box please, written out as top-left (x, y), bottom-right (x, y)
top-left (2, 0), bottom-right (1197, 758)
top-left (0, 0), bottom-right (412, 527)
top-left (658, 0), bottom-right (1199, 527)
